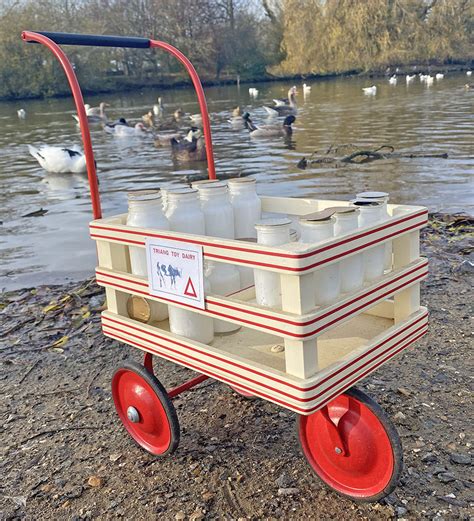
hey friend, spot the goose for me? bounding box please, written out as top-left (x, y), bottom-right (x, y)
top-left (142, 111), bottom-right (155, 127)
top-left (249, 88), bottom-right (259, 97)
top-left (466, 71), bottom-right (472, 76)
top-left (388, 75), bottom-right (397, 85)
top-left (154, 127), bottom-right (200, 147)
top-left (17, 109), bottom-right (26, 119)
top-left (153, 97), bottom-right (164, 117)
top-left (303, 83), bottom-right (311, 94)
top-left (171, 129), bottom-right (206, 162)
top-left (362, 85), bottom-right (377, 95)
top-left (28, 144), bottom-right (87, 174)
top-left (229, 106), bottom-right (246, 128)
top-left (104, 121), bottom-right (147, 136)
top-left (406, 74), bottom-right (416, 83)
top-left (435, 73), bottom-right (444, 80)
top-left (264, 86), bottom-right (297, 116)
top-left (272, 86), bottom-right (297, 107)
top-left (425, 75), bottom-right (434, 86)
top-left (86, 102), bottom-right (109, 116)
top-left (243, 113), bottom-right (295, 138)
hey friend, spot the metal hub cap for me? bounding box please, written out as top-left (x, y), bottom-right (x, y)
top-left (127, 406), bottom-right (140, 423)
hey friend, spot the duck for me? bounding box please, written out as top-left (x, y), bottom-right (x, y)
top-left (154, 127), bottom-right (200, 147)
top-left (249, 88), bottom-right (259, 97)
top-left (464, 84), bottom-right (473, 90)
top-left (303, 83), bottom-right (311, 94)
top-left (153, 97), bottom-right (164, 117)
top-left (466, 71), bottom-right (472, 76)
top-left (17, 109), bottom-right (26, 119)
top-left (435, 73), bottom-right (444, 80)
top-left (229, 106), bottom-right (246, 128)
top-left (388, 75), bottom-right (397, 85)
top-left (406, 74), bottom-right (416, 83)
top-left (264, 86), bottom-right (297, 116)
top-left (104, 121), bottom-right (147, 136)
top-left (171, 129), bottom-right (206, 162)
top-left (28, 144), bottom-right (87, 174)
top-left (243, 113), bottom-right (295, 138)
top-left (72, 102), bottom-right (108, 123)
top-left (425, 75), bottom-right (434, 85)
top-left (362, 85), bottom-right (377, 95)
top-left (188, 113), bottom-right (203, 127)
top-left (142, 111), bottom-right (155, 127)
top-left (173, 108), bottom-right (185, 121)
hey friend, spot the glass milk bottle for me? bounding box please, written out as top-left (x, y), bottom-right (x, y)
top-left (357, 191), bottom-right (392, 271)
top-left (161, 183), bottom-right (189, 213)
top-left (299, 215), bottom-right (341, 306)
top-left (168, 276), bottom-right (214, 344)
top-left (196, 183), bottom-right (235, 239)
top-left (165, 188), bottom-right (214, 342)
top-left (352, 200), bottom-right (385, 281)
top-left (254, 218), bottom-right (291, 308)
top-left (126, 190), bottom-right (169, 322)
top-left (333, 207), bottom-right (364, 293)
top-left (228, 177), bottom-right (261, 239)
top-left (229, 177), bottom-right (261, 287)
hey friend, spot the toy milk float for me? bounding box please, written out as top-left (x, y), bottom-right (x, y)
top-left (23, 31), bottom-right (429, 502)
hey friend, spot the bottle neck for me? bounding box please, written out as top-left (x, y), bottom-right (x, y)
top-left (128, 198), bottom-right (163, 214)
top-left (199, 186), bottom-right (229, 202)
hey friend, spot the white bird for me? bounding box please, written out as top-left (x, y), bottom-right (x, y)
top-left (104, 122), bottom-right (147, 137)
top-left (153, 97), bottom-right (164, 117)
top-left (389, 75), bottom-right (397, 85)
top-left (425, 75), bottom-right (434, 86)
top-left (406, 74), bottom-right (416, 83)
top-left (28, 144), bottom-right (87, 174)
top-left (466, 70), bottom-right (472, 76)
top-left (249, 88), bottom-right (259, 97)
top-left (85, 102), bottom-right (109, 116)
top-left (189, 113), bottom-right (203, 127)
top-left (435, 73), bottom-right (444, 80)
top-left (303, 83), bottom-right (311, 94)
top-left (17, 109), bottom-right (26, 119)
top-left (362, 85), bottom-right (377, 95)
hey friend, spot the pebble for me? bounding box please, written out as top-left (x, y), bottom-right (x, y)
top-left (450, 452), bottom-right (471, 465)
top-left (175, 512), bottom-right (186, 520)
top-left (189, 510), bottom-right (205, 521)
top-left (396, 506), bottom-right (407, 516)
top-left (421, 452), bottom-right (438, 463)
top-left (277, 487), bottom-right (300, 496)
top-left (394, 411), bottom-right (407, 423)
top-left (87, 476), bottom-right (103, 488)
top-left (275, 472), bottom-right (292, 488)
top-left (437, 472), bottom-right (456, 483)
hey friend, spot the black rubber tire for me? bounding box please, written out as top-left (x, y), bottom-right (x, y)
top-left (297, 386), bottom-right (403, 503)
top-left (112, 360), bottom-right (180, 456)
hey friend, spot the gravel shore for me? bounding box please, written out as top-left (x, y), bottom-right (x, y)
top-left (1, 213), bottom-right (472, 520)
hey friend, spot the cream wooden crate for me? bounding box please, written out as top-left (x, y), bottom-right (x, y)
top-left (90, 196), bottom-right (429, 415)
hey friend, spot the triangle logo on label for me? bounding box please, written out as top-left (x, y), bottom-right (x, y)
top-left (183, 276), bottom-right (198, 298)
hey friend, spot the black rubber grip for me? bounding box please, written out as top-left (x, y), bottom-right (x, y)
top-left (33, 31), bottom-right (151, 49)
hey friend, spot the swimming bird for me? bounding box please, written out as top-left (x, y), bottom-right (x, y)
top-left (142, 111), bottom-right (155, 127)
top-left (425, 75), bottom-right (434, 86)
top-left (104, 121), bottom-right (147, 136)
top-left (243, 113), bottom-right (295, 138)
top-left (188, 113), bottom-right (203, 127)
top-left (86, 102), bottom-right (109, 116)
top-left (153, 97), bottom-right (164, 117)
top-left (466, 71), bottom-right (472, 76)
top-left (303, 83), bottom-right (311, 94)
top-left (229, 107), bottom-right (246, 128)
top-left (17, 109), bottom-right (26, 119)
top-left (464, 83), bottom-right (473, 90)
top-left (171, 129), bottom-right (206, 162)
top-left (249, 88), bottom-right (259, 97)
top-left (435, 73), bottom-right (444, 80)
top-left (173, 108), bottom-right (185, 121)
top-left (388, 75), bottom-right (397, 85)
top-left (264, 86), bottom-right (297, 116)
top-left (28, 144), bottom-right (87, 174)
top-left (271, 86), bottom-right (297, 107)
top-left (154, 127), bottom-right (200, 147)
top-left (406, 74), bottom-right (416, 83)
top-left (362, 85), bottom-right (377, 95)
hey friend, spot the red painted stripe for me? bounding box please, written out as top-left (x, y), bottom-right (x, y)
top-left (96, 260), bottom-right (427, 328)
top-left (90, 209), bottom-right (427, 261)
top-left (102, 311), bottom-right (428, 394)
top-left (103, 326), bottom-right (426, 413)
top-left (96, 269), bottom-right (427, 338)
top-left (103, 321), bottom-right (427, 403)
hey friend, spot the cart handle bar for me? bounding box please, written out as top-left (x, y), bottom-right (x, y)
top-left (22, 30), bottom-right (217, 219)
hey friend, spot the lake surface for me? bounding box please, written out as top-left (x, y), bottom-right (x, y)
top-left (1, 74), bottom-right (472, 290)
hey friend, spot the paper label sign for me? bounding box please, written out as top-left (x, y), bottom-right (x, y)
top-left (146, 238), bottom-right (205, 309)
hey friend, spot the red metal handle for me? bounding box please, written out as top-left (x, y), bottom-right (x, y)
top-left (22, 30), bottom-right (217, 220)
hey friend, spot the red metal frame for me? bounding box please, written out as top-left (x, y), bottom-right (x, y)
top-left (21, 31), bottom-right (217, 220)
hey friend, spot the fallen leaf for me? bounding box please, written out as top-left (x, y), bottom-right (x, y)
top-left (42, 303), bottom-right (61, 313)
top-left (87, 476), bottom-right (103, 488)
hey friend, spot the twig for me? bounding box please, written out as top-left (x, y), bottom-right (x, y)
top-left (22, 426), bottom-right (100, 444)
top-left (87, 365), bottom-right (104, 397)
top-left (18, 360), bottom-right (40, 385)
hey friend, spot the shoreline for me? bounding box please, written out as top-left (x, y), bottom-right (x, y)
top-left (1, 62), bottom-right (472, 102)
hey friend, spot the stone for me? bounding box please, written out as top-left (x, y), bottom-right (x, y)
top-left (87, 476), bottom-right (103, 488)
top-left (175, 512), bottom-right (186, 520)
top-left (422, 452), bottom-right (438, 463)
top-left (437, 472), bottom-right (456, 483)
top-left (277, 487), bottom-right (300, 496)
top-left (450, 453), bottom-right (471, 465)
top-left (275, 472), bottom-right (292, 488)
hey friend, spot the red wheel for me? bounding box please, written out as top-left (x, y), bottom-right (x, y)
top-left (298, 387), bottom-right (402, 502)
top-left (112, 360), bottom-right (179, 456)
top-left (230, 385), bottom-right (256, 399)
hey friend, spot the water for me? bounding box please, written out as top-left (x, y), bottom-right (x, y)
top-left (1, 74), bottom-right (472, 290)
